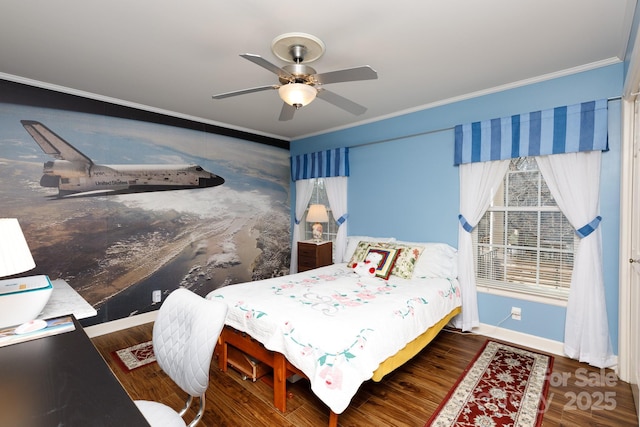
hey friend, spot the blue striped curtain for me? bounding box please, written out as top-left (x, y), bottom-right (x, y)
top-left (290, 147), bottom-right (349, 181)
top-left (454, 99), bottom-right (608, 165)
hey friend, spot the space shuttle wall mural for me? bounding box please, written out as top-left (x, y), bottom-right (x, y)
top-left (0, 80), bottom-right (291, 325)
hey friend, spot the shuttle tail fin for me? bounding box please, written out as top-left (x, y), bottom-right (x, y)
top-left (21, 120), bottom-right (93, 164)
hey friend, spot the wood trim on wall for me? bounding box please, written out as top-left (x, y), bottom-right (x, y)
top-left (85, 311), bottom-right (157, 338)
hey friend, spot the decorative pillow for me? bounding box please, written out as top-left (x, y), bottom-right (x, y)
top-left (347, 240), bottom-right (375, 266)
top-left (344, 236), bottom-right (395, 261)
top-left (389, 244), bottom-right (424, 279)
top-left (365, 246), bottom-right (400, 280)
top-left (348, 240), bottom-right (424, 279)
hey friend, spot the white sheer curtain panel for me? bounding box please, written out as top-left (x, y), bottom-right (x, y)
top-left (455, 159), bottom-right (510, 331)
top-left (536, 151), bottom-right (615, 368)
top-left (290, 179), bottom-right (315, 273)
top-left (324, 176), bottom-right (348, 263)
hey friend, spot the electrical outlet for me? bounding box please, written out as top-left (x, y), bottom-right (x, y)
top-left (152, 290), bottom-right (162, 304)
top-left (511, 306), bottom-right (521, 321)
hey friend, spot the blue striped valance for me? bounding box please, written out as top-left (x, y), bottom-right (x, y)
top-left (290, 147), bottom-right (350, 181)
top-left (454, 99), bottom-right (608, 165)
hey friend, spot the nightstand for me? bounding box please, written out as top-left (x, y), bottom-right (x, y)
top-left (298, 240), bottom-right (333, 272)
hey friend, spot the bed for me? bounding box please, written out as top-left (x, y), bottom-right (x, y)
top-left (207, 237), bottom-right (461, 425)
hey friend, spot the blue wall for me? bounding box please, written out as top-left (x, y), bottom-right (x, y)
top-left (291, 63), bottom-right (624, 351)
top-left (348, 130), bottom-right (459, 245)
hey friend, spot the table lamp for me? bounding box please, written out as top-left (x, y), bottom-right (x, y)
top-left (0, 218), bottom-right (52, 329)
top-left (306, 204), bottom-right (329, 242)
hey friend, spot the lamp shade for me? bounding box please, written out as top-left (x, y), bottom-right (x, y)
top-left (0, 218), bottom-right (35, 277)
top-left (306, 204), bottom-right (329, 223)
top-left (278, 83), bottom-right (317, 108)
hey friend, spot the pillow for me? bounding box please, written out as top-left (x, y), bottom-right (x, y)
top-left (348, 240), bottom-right (425, 279)
top-left (410, 242), bottom-right (458, 279)
top-left (388, 243), bottom-right (424, 279)
top-left (347, 240), bottom-right (376, 266)
top-left (344, 236), bottom-right (395, 262)
top-left (366, 246), bottom-right (400, 280)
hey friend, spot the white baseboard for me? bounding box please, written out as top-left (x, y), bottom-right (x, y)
top-left (474, 322), bottom-right (618, 373)
top-left (475, 323), bottom-right (565, 356)
top-left (84, 311), bottom-right (157, 338)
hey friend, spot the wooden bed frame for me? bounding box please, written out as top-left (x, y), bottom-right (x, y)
top-left (215, 306), bottom-right (461, 427)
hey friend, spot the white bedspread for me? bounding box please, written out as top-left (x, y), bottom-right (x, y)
top-left (207, 263), bottom-right (461, 414)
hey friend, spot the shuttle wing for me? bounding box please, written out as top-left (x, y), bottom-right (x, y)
top-left (21, 120), bottom-right (93, 165)
top-left (58, 189), bottom-right (117, 198)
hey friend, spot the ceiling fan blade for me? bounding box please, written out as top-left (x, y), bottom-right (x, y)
top-left (212, 85), bottom-right (278, 99)
top-left (316, 89), bottom-right (368, 115)
top-left (240, 53), bottom-right (294, 81)
top-left (279, 103), bottom-right (296, 121)
top-left (312, 65), bottom-right (378, 85)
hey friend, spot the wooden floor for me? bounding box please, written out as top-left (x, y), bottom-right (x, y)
top-left (92, 323), bottom-right (639, 426)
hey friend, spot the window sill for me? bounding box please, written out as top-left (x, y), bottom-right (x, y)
top-left (476, 280), bottom-right (568, 307)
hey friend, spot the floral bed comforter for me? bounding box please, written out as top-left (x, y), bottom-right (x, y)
top-left (206, 263), bottom-right (461, 414)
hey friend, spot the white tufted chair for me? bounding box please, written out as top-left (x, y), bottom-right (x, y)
top-left (135, 288), bottom-right (228, 427)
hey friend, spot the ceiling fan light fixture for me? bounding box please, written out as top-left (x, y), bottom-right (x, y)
top-left (278, 83), bottom-right (317, 109)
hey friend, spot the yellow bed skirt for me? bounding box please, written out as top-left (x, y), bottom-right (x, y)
top-left (371, 306), bottom-right (462, 382)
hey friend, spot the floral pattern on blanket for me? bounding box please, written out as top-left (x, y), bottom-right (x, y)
top-left (208, 264), bottom-right (461, 414)
top-left (284, 321), bottom-right (374, 391)
top-left (271, 269), bottom-right (397, 315)
top-left (439, 278), bottom-right (461, 300)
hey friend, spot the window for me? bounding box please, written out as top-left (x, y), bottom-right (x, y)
top-left (474, 157), bottom-right (575, 299)
top-left (303, 179), bottom-right (337, 244)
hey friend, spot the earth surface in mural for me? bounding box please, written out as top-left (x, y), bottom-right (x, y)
top-left (0, 103), bottom-right (291, 323)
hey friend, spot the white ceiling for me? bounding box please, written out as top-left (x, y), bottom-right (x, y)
top-left (0, 0), bottom-right (635, 142)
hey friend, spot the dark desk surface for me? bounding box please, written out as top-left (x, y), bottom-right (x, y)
top-left (0, 316), bottom-right (149, 427)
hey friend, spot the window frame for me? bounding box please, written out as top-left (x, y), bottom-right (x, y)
top-left (303, 179), bottom-right (337, 246)
top-left (473, 157), bottom-right (574, 301)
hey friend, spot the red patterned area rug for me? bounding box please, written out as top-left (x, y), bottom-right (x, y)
top-left (112, 340), bottom-right (156, 372)
top-left (426, 340), bottom-right (553, 427)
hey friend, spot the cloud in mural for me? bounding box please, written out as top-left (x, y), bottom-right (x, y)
top-left (114, 185), bottom-right (273, 219)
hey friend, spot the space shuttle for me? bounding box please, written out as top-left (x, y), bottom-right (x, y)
top-left (21, 120), bottom-right (224, 197)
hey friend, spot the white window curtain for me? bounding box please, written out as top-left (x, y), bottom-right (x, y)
top-left (324, 176), bottom-right (348, 263)
top-left (455, 159), bottom-right (510, 331)
top-left (536, 151), bottom-right (615, 368)
top-left (290, 179), bottom-right (315, 273)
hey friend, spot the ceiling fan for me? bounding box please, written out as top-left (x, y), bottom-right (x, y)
top-left (212, 33), bottom-right (378, 121)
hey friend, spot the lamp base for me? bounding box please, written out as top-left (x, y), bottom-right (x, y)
top-left (312, 222), bottom-right (323, 242)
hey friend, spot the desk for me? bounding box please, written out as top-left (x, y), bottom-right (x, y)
top-left (0, 316), bottom-right (149, 427)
